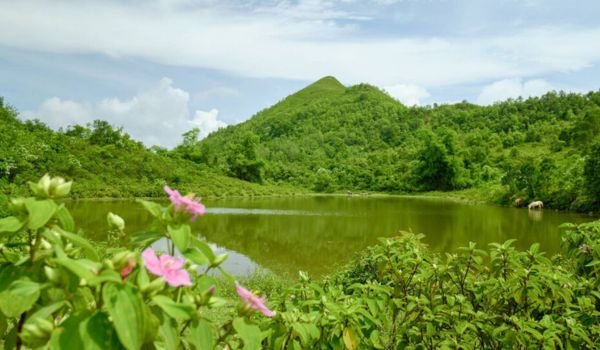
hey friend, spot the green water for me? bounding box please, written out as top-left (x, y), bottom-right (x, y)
top-left (66, 196), bottom-right (595, 277)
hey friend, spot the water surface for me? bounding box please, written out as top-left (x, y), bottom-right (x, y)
top-left (66, 196), bottom-right (595, 277)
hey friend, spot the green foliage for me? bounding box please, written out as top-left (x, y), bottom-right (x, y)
top-left (173, 79), bottom-right (600, 211)
top-left (584, 141), bottom-right (600, 205)
top-left (1, 175), bottom-right (600, 348)
top-left (0, 102), bottom-right (302, 208)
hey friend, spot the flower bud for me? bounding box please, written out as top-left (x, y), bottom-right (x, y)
top-left (44, 266), bottom-right (62, 284)
top-left (107, 212), bottom-right (125, 231)
top-left (210, 253), bottom-right (228, 268)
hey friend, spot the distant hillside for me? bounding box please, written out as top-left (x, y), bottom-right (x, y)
top-left (179, 77), bottom-right (600, 211)
top-left (0, 98), bottom-right (299, 203)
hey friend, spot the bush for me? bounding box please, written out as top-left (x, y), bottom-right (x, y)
top-left (1, 176), bottom-right (599, 349)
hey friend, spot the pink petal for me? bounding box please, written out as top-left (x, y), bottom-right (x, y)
top-left (235, 282), bottom-right (254, 301)
top-left (120, 264), bottom-right (133, 280)
top-left (235, 282), bottom-right (276, 317)
top-left (163, 268), bottom-right (192, 287)
top-left (159, 255), bottom-right (184, 270)
top-left (142, 248), bottom-right (163, 276)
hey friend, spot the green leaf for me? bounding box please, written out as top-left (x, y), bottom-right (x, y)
top-left (233, 317), bottom-right (262, 350)
top-left (0, 216), bottom-right (24, 234)
top-left (137, 200), bottom-right (163, 218)
top-left (54, 205), bottom-right (75, 232)
top-left (54, 258), bottom-right (99, 286)
top-left (157, 313), bottom-right (179, 350)
top-left (152, 295), bottom-right (195, 320)
top-left (168, 224), bottom-right (191, 253)
top-left (103, 283), bottom-right (153, 350)
top-left (183, 247), bottom-right (209, 266)
top-left (25, 198), bottom-right (57, 230)
top-left (50, 312), bottom-right (124, 350)
top-left (192, 239), bottom-right (215, 262)
top-left (54, 227), bottom-right (99, 260)
top-left (0, 279), bottom-right (41, 317)
top-left (130, 231), bottom-right (163, 247)
top-left (196, 275), bottom-right (218, 294)
top-left (343, 327), bottom-right (359, 350)
top-left (27, 301), bottom-right (65, 321)
top-left (0, 313), bottom-right (7, 336)
top-left (292, 323), bottom-right (318, 346)
top-left (187, 319), bottom-right (215, 350)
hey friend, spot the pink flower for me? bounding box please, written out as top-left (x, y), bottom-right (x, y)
top-left (120, 259), bottom-right (136, 280)
top-left (164, 186), bottom-right (206, 222)
top-left (142, 248), bottom-right (192, 287)
top-left (235, 282), bottom-right (276, 317)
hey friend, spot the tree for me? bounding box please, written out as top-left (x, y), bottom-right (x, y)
top-left (584, 141), bottom-right (600, 204)
top-left (412, 130), bottom-right (460, 191)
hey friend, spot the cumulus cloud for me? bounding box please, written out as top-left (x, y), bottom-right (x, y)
top-left (190, 109), bottom-right (227, 139)
top-left (476, 78), bottom-right (554, 105)
top-left (1, 1), bottom-right (600, 87)
top-left (21, 78), bottom-right (227, 148)
top-left (384, 84), bottom-right (430, 106)
top-left (22, 98), bottom-right (91, 128)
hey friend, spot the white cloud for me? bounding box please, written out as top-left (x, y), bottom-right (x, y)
top-left (1, 1), bottom-right (600, 87)
top-left (384, 84), bottom-right (430, 105)
top-left (476, 78), bottom-right (554, 105)
top-left (190, 109), bottom-right (227, 139)
top-left (21, 78), bottom-right (227, 148)
top-left (22, 97), bottom-right (91, 128)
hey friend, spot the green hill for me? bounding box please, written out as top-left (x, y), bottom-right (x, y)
top-left (180, 77), bottom-right (600, 211)
top-left (0, 98), bottom-right (300, 205)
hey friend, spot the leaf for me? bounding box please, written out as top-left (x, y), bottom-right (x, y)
top-left (54, 227), bottom-right (99, 260)
top-left (25, 198), bottom-right (57, 230)
top-left (50, 311), bottom-right (124, 350)
top-left (54, 258), bottom-right (99, 286)
top-left (192, 239), bottom-right (216, 262)
top-left (233, 317), bottom-right (262, 350)
top-left (54, 205), bottom-right (75, 232)
top-left (103, 283), bottom-right (153, 350)
top-left (343, 327), bottom-right (359, 350)
top-left (183, 247), bottom-right (209, 266)
top-left (0, 216), bottom-right (24, 234)
top-left (168, 224), bottom-right (191, 253)
top-left (187, 319), bottom-right (215, 350)
top-left (0, 279), bottom-right (41, 317)
top-left (157, 313), bottom-right (179, 350)
top-left (292, 323), bottom-right (318, 347)
top-left (130, 231), bottom-right (163, 247)
top-left (137, 200), bottom-right (163, 218)
top-left (152, 295), bottom-right (195, 320)
top-left (27, 301), bottom-right (65, 321)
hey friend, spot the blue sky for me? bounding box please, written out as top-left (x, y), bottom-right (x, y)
top-left (1, 0), bottom-right (599, 147)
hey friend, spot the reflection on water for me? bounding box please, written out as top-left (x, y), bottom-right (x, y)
top-left (66, 196), bottom-right (596, 277)
top-left (151, 238), bottom-right (261, 276)
top-left (528, 209), bottom-right (543, 222)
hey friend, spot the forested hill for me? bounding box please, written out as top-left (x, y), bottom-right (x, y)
top-left (178, 76), bottom-right (600, 211)
top-left (0, 97), bottom-right (298, 201)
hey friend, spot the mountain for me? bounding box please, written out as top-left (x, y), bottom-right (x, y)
top-left (183, 77), bottom-right (600, 211)
top-left (0, 98), bottom-right (299, 206)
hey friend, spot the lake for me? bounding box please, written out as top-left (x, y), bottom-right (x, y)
top-left (66, 195), bottom-right (595, 277)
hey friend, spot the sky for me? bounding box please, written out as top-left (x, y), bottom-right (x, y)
top-left (1, 0), bottom-right (599, 148)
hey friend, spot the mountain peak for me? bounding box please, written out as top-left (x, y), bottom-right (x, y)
top-left (285, 76), bottom-right (345, 103)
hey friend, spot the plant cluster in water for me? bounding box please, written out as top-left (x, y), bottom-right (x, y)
top-left (0, 175), bottom-right (599, 349)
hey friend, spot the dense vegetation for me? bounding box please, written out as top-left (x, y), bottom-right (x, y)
top-left (178, 77), bottom-right (600, 211)
top-left (1, 177), bottom-right (600, 349)
top-left (0, 97), bottom-right (300, 207)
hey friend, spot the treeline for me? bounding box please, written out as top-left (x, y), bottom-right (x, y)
top-left (175, 77), bottom-right (600, 211)
top-left (0, 97), bottom-right (298, 203)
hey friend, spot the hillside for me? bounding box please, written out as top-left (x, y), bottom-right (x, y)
top-left (0, 98), bottom-right (300, 207)
top-left (181, 77), bottom-right (600, 211)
